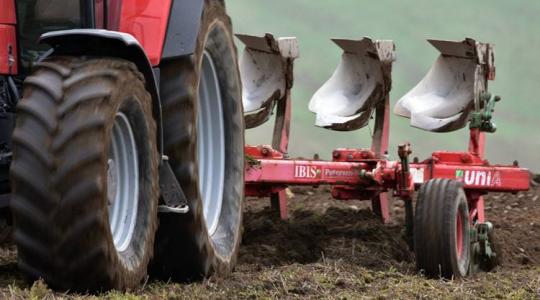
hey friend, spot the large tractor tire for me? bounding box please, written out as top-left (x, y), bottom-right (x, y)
top-left (414, 179), bottom-right (470, 279)
top-left (10, 57), bottom-right (159, 291)
top-left (151, 0), bottom-right (244, 280)
top-left (0, 209), bottom-right (10, 245)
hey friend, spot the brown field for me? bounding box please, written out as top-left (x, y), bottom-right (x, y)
top-left (1, 184), bottom-right (539, 299)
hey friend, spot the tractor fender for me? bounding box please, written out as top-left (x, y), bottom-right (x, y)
top-left (40, 29), bottom-right (164, 156)
top-left (162, 0), bottom-right (205, 59)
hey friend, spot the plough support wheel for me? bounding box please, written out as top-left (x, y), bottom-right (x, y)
top-left (414, 179), bottom-right (470, 278)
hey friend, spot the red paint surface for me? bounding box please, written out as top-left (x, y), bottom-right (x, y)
top-left (271, 190), bottom-right (289, 220)
top-left (476, 197), bottom-right (485, 223)
top-left (374, 192), bottom-right (391, 224)
top-left (369, 97), bottom-right (391, 220)
top-left (456, 212), bottom-right (463, 259)
top-left (246, 158), bottom-right (370, 186)
top-left (107, 0), bottom-right (123, 30)
top-left (0, 0), bottom-right (16, 24)
top-left (246, 150), bottom-right (528, 194)
top-left (118, 0), bottom-right (172, 66)
top-left (467, 128), bottom-right (486, 222)
top-left (412, 163), bottom-right (529, 192)
top-left (371, 96), bottom-right (390, 157)
top-left (0, 0), bottom-right (16, 74)
top-left (0, 25), bottom-right (17, 74)
top-left (273, 90), bottom-right (292, 153)
top-left (270, 88), bottom-right (293, 219)
top-left (95, 0), bottom-right (105, 29)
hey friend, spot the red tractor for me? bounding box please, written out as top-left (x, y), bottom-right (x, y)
top-left (0, 0), bottom-right (531, 293)
top-left (1, 0), bottom-right (244, 291)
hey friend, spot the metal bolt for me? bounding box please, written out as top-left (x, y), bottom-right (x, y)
top-left (261, 147), bottom-right (270, 156)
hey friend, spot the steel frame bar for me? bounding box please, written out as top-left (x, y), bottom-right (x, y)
top-left (245, 114), bottom-right (530, 222)
top-left (245, 152), bottom-right (529, 193)
top-left (267, 57), bottom-right (295, 219)
top-left (409, 163), bottom-right (529, 192)
top-left (245, 137), bottom-right (530, 223)
top-left (370, 97), bottom-right (391, 222)
top-left (246, 158), bottom-right (371, 186)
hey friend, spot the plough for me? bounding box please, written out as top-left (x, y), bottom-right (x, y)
top-left (239, 34), bottom-right (530, 278)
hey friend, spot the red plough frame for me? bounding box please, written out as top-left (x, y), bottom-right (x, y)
top-left (239, 34), bottom-right (531, 280)
top-left (244, 80), bottom-right (529, 223)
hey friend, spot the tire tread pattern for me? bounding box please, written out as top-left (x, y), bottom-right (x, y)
top-left (414, 178), bottom-right (469, 279)
top-left (11, 57), bottom-right (158, 291)
top-left (151, 0), bottom-right (244, 280)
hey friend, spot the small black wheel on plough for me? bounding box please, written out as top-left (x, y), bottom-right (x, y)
top-left (414, 179), bottom-right (470, 278)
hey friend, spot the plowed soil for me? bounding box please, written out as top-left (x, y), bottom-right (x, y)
top-left (1, 183), bottom-right (539, 299)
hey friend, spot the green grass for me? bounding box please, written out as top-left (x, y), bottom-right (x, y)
top-left (227, 0), bottom-right (540, 171)
top-left (2, 265), bottom-right (539, 299)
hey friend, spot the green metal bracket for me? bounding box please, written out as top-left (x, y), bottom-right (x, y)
top-left (470, 222), bottom-right (497, 273)
top-left (469, 92), bottom-right (501, 133)
top-left (477, 222), bottom-right (494, 258)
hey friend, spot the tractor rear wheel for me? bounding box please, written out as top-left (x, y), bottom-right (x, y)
top-left (10, 57), bottom-right (159, 291)
top-left (414, 179), bottom-right (470, 278)
top-left (151, 0), bottom-right (244, 280)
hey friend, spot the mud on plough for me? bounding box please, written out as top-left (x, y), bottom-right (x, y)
top-left (239, 34), bottom-right (530, 278)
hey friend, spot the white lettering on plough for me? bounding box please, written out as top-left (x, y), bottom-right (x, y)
top-left (293, 165), bottom-right (358, 179)
top-left (456, 170), bottom-right (502, 187)
top-left (294, 165), bottom-right (320, 179)
top-left (323, 169), bottom-right (356, 178)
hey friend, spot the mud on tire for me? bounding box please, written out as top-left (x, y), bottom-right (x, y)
top-left (10, 57), bottom-right (159, 291)
top-left (150, 0), bottom-right (244, 280)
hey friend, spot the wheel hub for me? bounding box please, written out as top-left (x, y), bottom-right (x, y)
top-left (107, 159), bottom-right (117, 206)
top-left (107, 112), bottom-right (139, 253)
top-left (197, 51), bottom-right (226, 236)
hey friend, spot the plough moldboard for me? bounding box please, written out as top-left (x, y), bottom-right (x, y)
top-left (239, 33), bottom-right (530, 278)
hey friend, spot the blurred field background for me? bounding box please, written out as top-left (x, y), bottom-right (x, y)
top-left (227, 0), bottom-right (540, 171)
